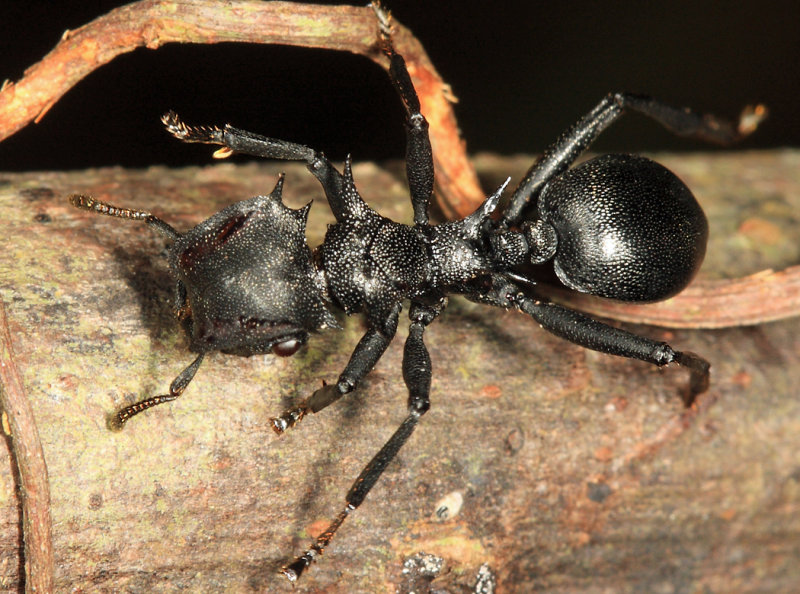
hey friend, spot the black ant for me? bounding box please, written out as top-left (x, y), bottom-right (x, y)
top-left (69, 3), bottom-right (763, 582)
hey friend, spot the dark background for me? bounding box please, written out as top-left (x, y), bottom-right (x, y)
top-left (1, 1), bottom-right (798, 172)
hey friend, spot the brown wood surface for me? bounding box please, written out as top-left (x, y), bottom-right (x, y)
top-left (0, 150), bottom-right (798, 592)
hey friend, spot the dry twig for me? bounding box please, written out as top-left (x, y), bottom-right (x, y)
top-left (0, 301), bottom-right (54, 593)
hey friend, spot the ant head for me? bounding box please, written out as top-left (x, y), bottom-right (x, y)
top-left (536, 154), bottom-right (708, 302)
top-left (171, 175), bottom-right (337, 357)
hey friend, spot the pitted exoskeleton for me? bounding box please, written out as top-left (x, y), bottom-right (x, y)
top-left (70, 3), bottom-right (764, 582)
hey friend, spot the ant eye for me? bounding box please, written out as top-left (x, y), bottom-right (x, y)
top-left (272, 339), bottom-right (302, 357)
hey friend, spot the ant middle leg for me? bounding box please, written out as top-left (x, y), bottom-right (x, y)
top-left (377, 12), bottom-right (434, 226)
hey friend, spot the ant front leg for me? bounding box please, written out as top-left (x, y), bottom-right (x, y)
top-left (281, 302), bottom-right (436, 582)
top-left (270, 303), bottom-right (401, 434)
top-left (502, 93), bottom-right (766, 226)
top-left (161, 112), bottom-right (348, 216)
top-left (469, 274), bottom-right (710, 405)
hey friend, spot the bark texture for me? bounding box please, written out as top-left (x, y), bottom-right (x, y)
top-left (0, 150), bottom-right (798, 592)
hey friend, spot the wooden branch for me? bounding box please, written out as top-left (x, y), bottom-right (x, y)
top-left (0, 0), bottom-right (484, 218)
top-left (1, 158), bottom-right (799, 591)
top-left (1, 0), bottom-right (797, 328)
top-left (0, 301), bottom-right (53, 593)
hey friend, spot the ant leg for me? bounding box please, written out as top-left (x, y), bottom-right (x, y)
top-left (374, 1), bottom-right (433, 225)
top-left (281, 305), bottom-right (434, 582)
top-left (270, 304), bottom-right (401, 434)
top-left (161, 110), bottom-right (313, 162)
top-left (517, 298), bottom-right (710, 403)
top-left (502, 93), bottom-right (766, 227)
top-left (161, 111), bottom-right (379, 224)
top-left (160, 111), bottom-right (350, 213)
top-left (469, 274), bottom-right (709, 405)
top-left (112, 353), bottom-right (206, 429)
top-left (380, 42), bottom-right (434, 225)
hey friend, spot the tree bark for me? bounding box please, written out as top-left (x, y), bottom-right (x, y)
top-left (0, 150), bottom-right (798, 592)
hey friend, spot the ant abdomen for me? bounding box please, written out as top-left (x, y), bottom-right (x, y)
top-left (537, 154), bottom-right (708, 302)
